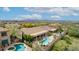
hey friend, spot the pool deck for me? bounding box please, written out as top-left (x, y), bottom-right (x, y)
top-left (40, 33), bottom-right (61, 51)
top-left (26, 45), bottom-right (32, 51)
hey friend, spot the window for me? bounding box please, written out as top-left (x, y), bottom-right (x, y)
top-left (1, 32), bottom-right (7, 36)
top-left (2, 39), bottom-right (9, 47)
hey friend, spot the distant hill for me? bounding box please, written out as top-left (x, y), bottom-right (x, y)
top-left (0, 19), bottom-right (79, 23)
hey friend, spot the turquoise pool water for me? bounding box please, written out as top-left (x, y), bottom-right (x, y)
top-left (41, 37), bottom-right (49, 45)
top-left (14, 44), bottom-right (26, 51)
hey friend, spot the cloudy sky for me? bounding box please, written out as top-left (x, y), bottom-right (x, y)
top-left (0, 7), bottom-right (79, 21)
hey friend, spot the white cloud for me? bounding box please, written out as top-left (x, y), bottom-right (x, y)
top-left (51, 15), bottom-right (61, 20)
top-left (72, 13), bottom-right (78, 16)
top-left (24, 8), bottom-right (30, 10)
top-left (14, 14), bottom-right (42, 20)
top-left (50, 8), bottom-right (79, 16)
top-left (69, 7), bottom-right (79, 11)
top-left (24, 7), bottom-right (79, 16)
top-left (20, 14), bottom-right (42, 19)
top-left (24, 7), bottom-right (51, 13)
top-left (49, 7), bottom-right (76, 16)
top-left (3, 7), bottom-right (10, 12)
top-left (51, 15), bottom-right (61, 18)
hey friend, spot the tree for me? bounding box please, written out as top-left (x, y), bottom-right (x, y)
top-left (23, 34), bottom-right (33, 43)
top-left (52, 40), bottom-right (68, 51)
top-left (21, 23), bottom-right (35, 28)
top-left (5, 24), bottom-right (20, 35)
top-left (56, 26), bottom-right (63, 33)
top-left (61, 35), bottom-right (72, 44)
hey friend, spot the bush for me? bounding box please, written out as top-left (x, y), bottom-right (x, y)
top-left (61, 35), bottom-right (72, 44)
top-left (68, 27), bottom-right (79, 38)
top-left (23, 34), bottom-right (33, 43)
top-left (21, 23), bottom-right (35, 28)
top-left (26, 42), bottom-right (32, 47)
top-left (56, 26), bottom-right (63, 33)
top-left (52, 40), bottom-right (68, 51)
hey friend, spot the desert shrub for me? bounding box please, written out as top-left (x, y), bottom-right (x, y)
top-left (52, 40), bottom-right (68, 51)
top-left (61, 35), bottom-right (72, 44)
top-left (68, 26), bottom-right (79, 38)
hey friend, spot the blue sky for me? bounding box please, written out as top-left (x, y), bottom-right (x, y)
top-left (0, 7), bottom-right (79, 21)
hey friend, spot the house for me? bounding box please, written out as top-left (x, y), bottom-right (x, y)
top-left (21, 26), bottom-right (57, 40)
top-left (0, 27), bottom-right (10, 49)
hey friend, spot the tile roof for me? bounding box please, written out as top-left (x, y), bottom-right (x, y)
top-left (21, 26), bottom-right (57, 37)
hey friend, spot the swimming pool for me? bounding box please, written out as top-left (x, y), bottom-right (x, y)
top-left (14, 43), bottom-right (26, 51)
top-left (41, 36), bottom-right (54, 46)
top-left (41, 37), bottom-right (49, 45)
top-left (6, 43), bottom-right (27, 51)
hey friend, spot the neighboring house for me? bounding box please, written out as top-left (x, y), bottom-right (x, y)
top-left (0, 27), bottom-right (10, 48)
top-left (21, 26), bottom-right (57, 40)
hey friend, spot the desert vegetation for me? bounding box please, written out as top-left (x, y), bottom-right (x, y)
top-left (51, 23), bottom-right (79, 51)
